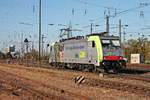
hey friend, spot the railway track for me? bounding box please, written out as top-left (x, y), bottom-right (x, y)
top-left (1, 62), bottom-right (150, 83)
top-left (0, 63), bottom-right (150, 98)
top-left (47, 65), bottom-right (150, 97)
top-left (65, 65), bottom-right (150, 97)
top-left (105, 73), bottom-right (150, 83)
top-left (48, 65), bottom-right (150, 83)
top-left (1, 62), bottom-right (150, 82)
top-left (83, 78), bottom-right (150, 97)
top-left (50, 65), bottom-right (150, 83)
top-left (0, 70), bottom-right (64, 100)
top-left (0, 80), bottom-right (54, 100)
top-left (0, 69), bottom-right (89, 100)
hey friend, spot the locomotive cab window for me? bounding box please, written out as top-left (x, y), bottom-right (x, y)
top-left (92, 41), bottom-right (95, 48)
top-left (112, 40), bottom-right (120, 47)
top-left (102, 40), bottom-right (110, 44)
top-left (102, 39), bottom-right (110, 47)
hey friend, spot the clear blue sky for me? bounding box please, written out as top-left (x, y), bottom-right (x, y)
top-left (0, 0), bottom-right (150, 51)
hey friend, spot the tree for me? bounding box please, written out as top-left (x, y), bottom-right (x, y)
top-left (125, 37), bottom-right (150, 63)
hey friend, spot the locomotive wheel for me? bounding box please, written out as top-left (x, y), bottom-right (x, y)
top-left (104, 68), bottom-right (109, 73)
top-left (113, 62), bottom-right (121, 74)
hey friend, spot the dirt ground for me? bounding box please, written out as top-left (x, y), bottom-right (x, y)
top-left (0, 63), bottom-right (149, 100)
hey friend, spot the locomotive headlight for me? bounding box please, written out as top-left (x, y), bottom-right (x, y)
top-left (119, 56), bottom-right (123, 60)
top-left (103, 56), bottom-right (106, 60)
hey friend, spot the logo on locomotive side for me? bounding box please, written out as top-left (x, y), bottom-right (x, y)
top-left (65, 45), bottom-right (84, 50)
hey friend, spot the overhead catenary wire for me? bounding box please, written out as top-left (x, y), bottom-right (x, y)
top-left (72, 0), bottom-right (120, 10)
top-left (109, 2), bottom-right (150, 18)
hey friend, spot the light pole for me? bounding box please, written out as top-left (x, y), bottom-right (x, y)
top-left (122, 25), bottom-right (128, 58)
top-left (122, 25), bottom-right (128, 43)
top-left (111, 24), bottom-right (128, 44)
top-left (90, 22), bottom-right (93, 34)
top-left (41, 34), bottom-right (46, 56)
top-left (119, 19), bottom-right (121, 44)
top-left (39, 0), bottom-right (42, 63)
top-left (90, 23), bottom-right (100, 34)
top-left (106, 15), bottom-right (109, 35)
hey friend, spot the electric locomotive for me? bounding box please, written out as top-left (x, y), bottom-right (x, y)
top-left (49, 33), bottom-right (126, 73)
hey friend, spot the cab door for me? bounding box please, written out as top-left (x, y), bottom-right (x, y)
top-left (88, 41), bottom-right (97, 65)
